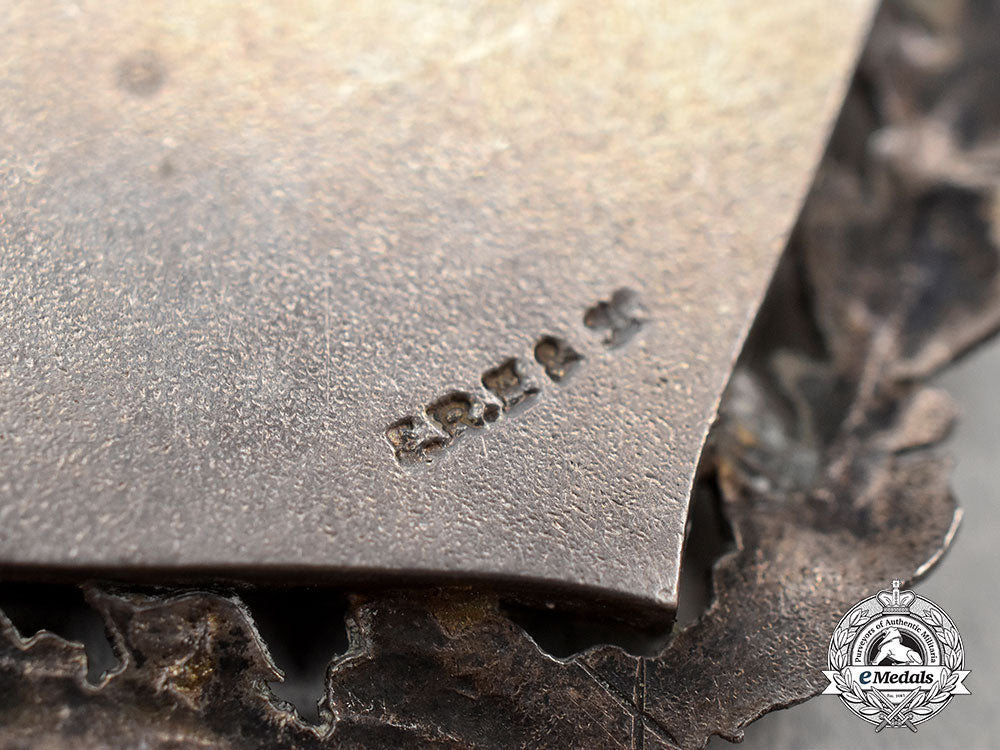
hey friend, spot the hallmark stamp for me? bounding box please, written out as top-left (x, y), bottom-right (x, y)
top-left (385, 290), bottom-right (642, 464)
top-left (482, 358), bottom-right (540, 411)
top-left (584, 287), bottom-right (643, 348)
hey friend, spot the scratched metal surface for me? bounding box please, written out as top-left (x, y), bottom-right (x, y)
top-left (0, 0), bottom-right (870, 611)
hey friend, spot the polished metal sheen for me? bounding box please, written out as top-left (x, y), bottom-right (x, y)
top-left (0, 0), bottom-right (872, 612)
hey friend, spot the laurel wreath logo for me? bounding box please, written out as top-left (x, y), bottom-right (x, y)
top-left (829, 605), bottom-right (964, 725)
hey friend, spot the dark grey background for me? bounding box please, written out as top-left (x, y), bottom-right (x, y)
top-left (710, 336), bottom-right (1000, 749)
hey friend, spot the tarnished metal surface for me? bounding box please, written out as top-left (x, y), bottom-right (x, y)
top-left (0, 0), bottom-right (870, 611)
top-left (3, 1), bottom-right (1000, 745)
top-left (0, 20), bottom-right (994, 738)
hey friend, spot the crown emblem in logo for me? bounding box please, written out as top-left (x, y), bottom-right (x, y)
top-left (876, 579), bottom-right (915, 614)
